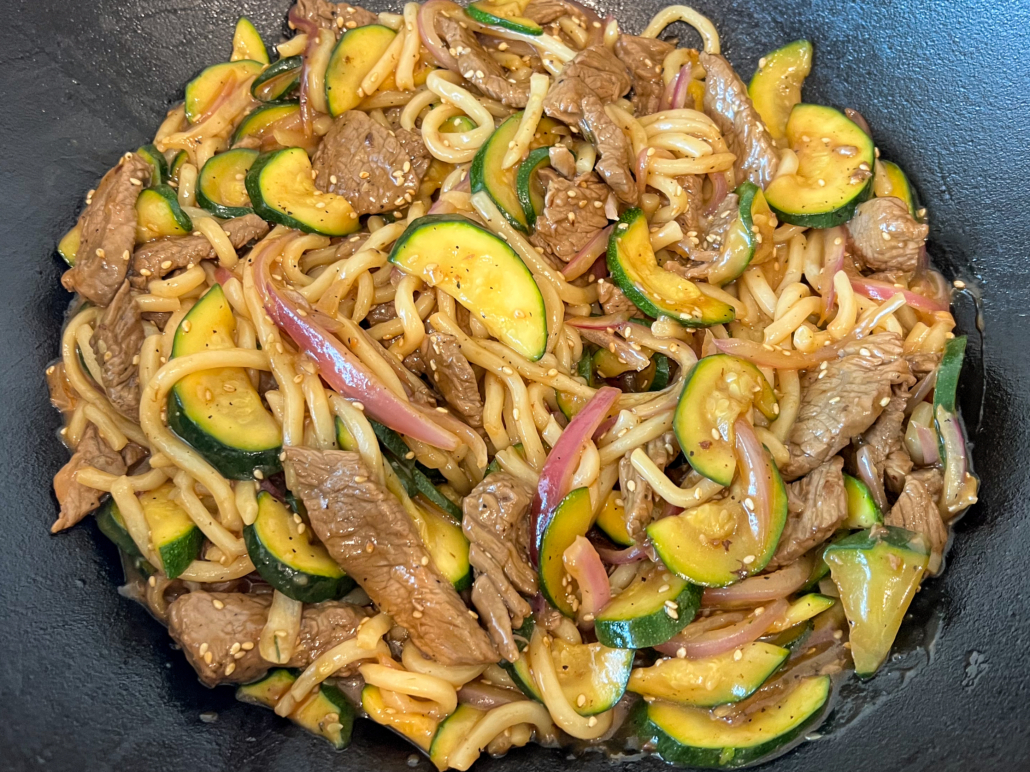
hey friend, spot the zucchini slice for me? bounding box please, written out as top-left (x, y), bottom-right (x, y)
top-left (649, 352), bottom-right (672, 391)
top-left (934, 334), bottom-right (967, 416)
top-left (596, 489), bottom-right (634, 547)
top-left (747, 40), bottom-right (813, 142)
top-left (824, 526), bottom-right (929, 677)
top-left (608, 208), bottom-right (735, 326)
top-left (238, 670), bottom-right (356, 749)
top-left (95, 497), bottom-right (141, 558)
top-left (762, 619), bottom-right (813, 652)
top-left (441, 114), bottom-right (478, 133)
top-left (499, 617), bottom-right (544, 700)
top-left (136, 144), bottom-right (167, 187)
top-left (251, 55), bottom-right (302, 103)
top-left (466, 0), bottom-right (543, 35)
top-left (628, 642), bottom-right (789, 707)
top-left (325, 25), bottom-right (397, 116)
top-left (293, 682), bottom-right (355, 749)
top-left (515, 145), bottom-right (551, 229)
top-left (197, 148), bottom-right (258, 218)
top-left (232, 17), bottom-right (270, 65)
top-left (232, 102), bottom-right (301, 147)
top-left (595, 563), bottom-right (702, 649)
top-left (429, 704), bottom-right (485, 771)
top-left (244, 491), bottom-right (352, 602)
top-left (420, 501), bottom-right (472, 591)
top-left (552, 637), bottom-right (634, 716)
top-left (705, 182), bottom-right (776, 286)
top-left (641, 675), bottom-right (832, 768)
top-left (388, 214), bottom-right (548, 361)
top-left (139, 483), bottom-right (204, 579)
top-left (135, 184), bottom-right (192, 243)
top-left (57, 222), bottom-right (81, 266)
top-left (765, 593), bottom-right (836, 633)
top-left (168, 150), bottom-right (189, 184)
top-left (168, 284), bottom-right (283, 480)
top-left (471, 112), bottom-right (531, 232)
top-left (647, 465), bottom-right (789, 586)
top-left (362, 684), bottom-right (439, 750)
top-left (538, 487), bottom-right (595, 617)
top-left (842, 473), bottom-right (883, 529)
top-left (873, 160), bottom-right (919, 218)
top-left (673, 354), bottom-right (779, 487)
top-left (764, 104), bottom-right (875, 228)
top-left (246, 147), bottom-right (359, 236)
top-left (185, 60), bottom-right (264, 123)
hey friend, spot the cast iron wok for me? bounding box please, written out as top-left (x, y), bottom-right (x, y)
top-left (1, 0), bottom-right (1028, 769)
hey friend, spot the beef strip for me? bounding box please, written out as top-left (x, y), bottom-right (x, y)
top-left (51, 424), bottom-right (126, 533)
top-left (167, 590), bottom-right (370, 686)
top-left (886, 476), bottom-right (948, 574)
top-left (548, 144), bottom-right (578, 179)
top-left (90, 281), bottom-right (145, 420)
top-left (437, 16), bottom-right (530, 108)
top-left (618, 431), bottom-right (678, 540)
top-left (699, 53), bottom-right (779, 188)
top-left (292, 0), bottom-right (378, 34)
top-left (365, 301), bottom-right (397, 326)
top-left (614, 35), bottom-right (674, 117)
top-left (528, 169), bottom-right (610, 262)
top-left (285, 448), bottom-right (499, 665)
top-left (462, 473), bottom-right (537, 661)
top-left (130, 214), bottom-right (269, 288)
top-left (404, 332), bottom-right (483, 426)
top-left (62, 153), bottom-right (152, 306)
top-left (910, 466), bottom-right (943, 500)
top-left (561, 45), bottom-right (631, 104)
top-left (544, 59), bottom-right (638, 204)
top-left (767, 456), bottom-right (848, 569)
top-left (783, 332), bottom-right (912, 480)
top-left (857, 389), bottom-right (915, 495)
top-left (312, 110), bottom-right (431, 215)
top-left (46, 361), bottom-right (78, 415)
top-left (846, 197), bottom-right (929, 272)
top-left (596, 278), bottom-right (637, 315)
top-left (524, 0), bottom-right (589, 25)
top-left (907, 351), bottom-right (941, 377)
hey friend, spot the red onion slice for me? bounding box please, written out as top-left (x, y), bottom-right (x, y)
top-left (563, 536), bottom-right (611, 616)
top-left (655, 599), bottom-right (789, 659)
top-left (658, 67), bottom-right (684, 113)
top-left (702, 558), bottom-right (812, 608)
top-left (713, 337), bottom-right (844, 370)
top-left (417, 0), bottom-right (460, 70)
top-left (818, 226), bottom-right (846, 321)
top-left (670, 65), bottom-right (690, 110)
top-left (937, 406), bottom-right (968, 508)
top-left (914, 424), bottom-right (941, 466)
top-left (574, 326), bottom-right (651, 371)
top-left (530, 387), bottom-right (619, 565)
top-left (855, 444), bottom-right (889, 513)
top-left (845, 107), bottom-right (872, 136)
top-left (733, 418), bottom-right (773, 541)
top-left (703, 171), bottom-right (730, 216)
top-left (592, 541), bottom-right (647, 564)
top-left (850, 276), bottom-right (949, 313)
top-left (563, 225), bottom-right (613, 280)
top-left (252, 246), bottom-right (461, 450)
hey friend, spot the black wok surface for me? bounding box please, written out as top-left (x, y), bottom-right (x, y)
top-left (2, 0), bottom-right (1029, 769)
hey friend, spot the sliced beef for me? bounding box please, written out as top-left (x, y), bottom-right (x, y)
top-left (846, 197), bottom-right (929, 273)
top-left (46, 361), bottom-right (78, 415)
top-left (312, 110), bottom-right (432, 215)
top-left (886, 476), bottom-right (948, 574)
top-left (404, 331), bottom-right (483, 427)
top-left (167, 590), bottom-right (370, 687)
top-left (909, 466), bottom-right (943, 500)
top-left (858, 390), bottom-right (914, 496)
top-left (62, 153), bottom-right (152, 306)
top-left (462, 473), bottom-right (536, 662)
top-left (51, 424), bottom-right (126, 533)
top-left (365, 301), bottom-right (397, 326)
top-left (907, 351), bottom-right (941, 377)
top-left (767, 456), bottom-right (847, 569)
top-left (699, 53), bottom-right (779, 188)
top-left (562, 45), bottom-right (631, 105)
top-left (130, 214), bottom-right (269, 288)
top-left (618, 431), bottom-right (677, 540)
top-left (90, 281), bottom-right (144, 420)
top-left (615, 35), bottom-right (674, 117)
top-left (528, 169), bottom-right (610, 262)
top-left (292, 0), bottom-right (378, 34)
top-left (437, 16), bottom-right (530, 108)
top-left (548, 144), bottom-right (578, 179)
top-left (596, 278), bottom-right (637, 316)
top-left (285, 448), bottom-right (499, 665)
top-left (544, 63), bottom-right (638, 204)
top-left (783, 333), bottom-right (912, 480)
top-left (524, 0), bottom-right (587, 25)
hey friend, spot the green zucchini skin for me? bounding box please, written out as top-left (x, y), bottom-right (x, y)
top-left (166, 389), bottom-right (282, 480)
top-left (466, 2), bottom-right (543, 35)
top-left (251, 55), bottom-right (302, 103)
top-left (470, 113), bottom-right (530, 232)
top-left (136, 144), bottom-right (167, 186)
top-left (594, 574), bottom-right (702, 649)
top-left (515, 146), bottom-right (552, 229)
top-left (934, 335), bottom-right (967, 416)
top-left (842, 473), bottom-right (883, 528)
top-left (95, 497), bottom-right (141, 558)
top-left (196, 148), bottom-right (258, 218)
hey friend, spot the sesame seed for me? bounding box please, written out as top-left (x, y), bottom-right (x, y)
top-left (880, 397), bottom-right (891, 407)
top-left (366, 542), bottom-right (375, 553)
top-left (212, 599), bottom-right (225, 610)
top-left (204, 651), bottom-right (213, 665)
top-left (199, 643), bottom-right (209, 656)
top-left (860, 348), bottom-right (871, 356)
top-left (742, 555), bottom-right (755, 564)
top-left (225, 662), bottom-right (236, 676)
top-left (576, 694), bottom-right (586, 707)
top-left (953, 279), bottom-right (966, 288)
top-left (229, 642), bottom-right (242, 655)
top-left (676, 647), bottom-right (687, 658)
top-left (421, 555), bottom-right (429, 566)
top-left (733, 649), bottom-right (743, 661)
top-left (711, 428), bottom-right (720, 440)
top-left (241, 642), bottom-right (254, 650)
top-left (587, 716), bottom-right (598, 727)
top-left (253, 469), bottom-right (264, 480)
top-left (658, 584), bottom-right (670, 593)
